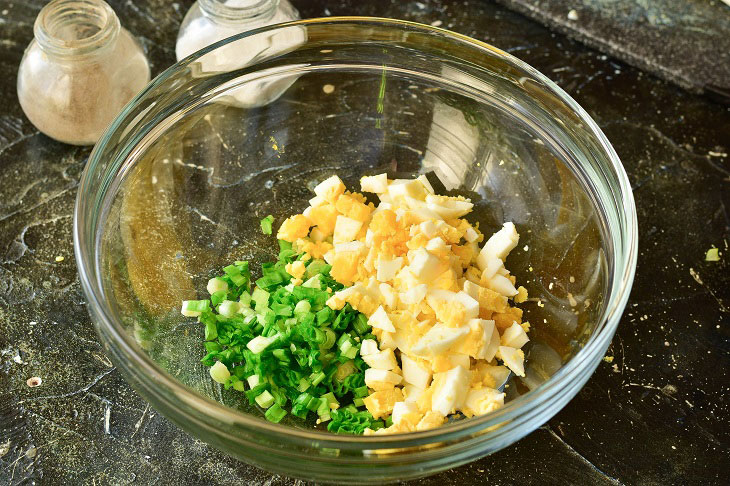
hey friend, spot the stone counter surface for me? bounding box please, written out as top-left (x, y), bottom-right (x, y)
top-left (0, 1), bottom-right (727, 485)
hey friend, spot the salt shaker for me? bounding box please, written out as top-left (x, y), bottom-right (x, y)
top-left (17, 0), bottom-right (151, 146)
top-left (176, 0), bottom-right (304, 108)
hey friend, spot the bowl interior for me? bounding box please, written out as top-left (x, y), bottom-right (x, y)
top-left (97, 26), bottom-right (609, 431)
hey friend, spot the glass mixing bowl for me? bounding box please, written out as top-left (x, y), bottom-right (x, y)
top-left (74, 18), bottom-right (637, 483)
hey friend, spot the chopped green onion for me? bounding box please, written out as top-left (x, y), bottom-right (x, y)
top-left (207, 277), bottom-right (228, 295)
top-left (255, 390), bottom-right (275, 408)
top-left (181, 300), bottom-right (210, 314)
top-left (294, 300), bottom-right (311, 315)
top-left (260, 215), bottom-right (274, 235)
top-left (204, 321), bottom-right (218, 341)
top-left (352, 314), bottom-right (371, 335)
top-left (239, 291), bottom-right (252, 307)
top-left (247, 335), bottom-right (277, 354)
top-left (251, 287), bottom-right (270, 310)
top-left (218, 300), bottom-right (240, 318)
top-left (311, 371), bottom-right (326, 386)
top-left (180, 245), bottom-right (373, 433)
top-left (265, 403), bottom-right (287, 422)
top-left (327, 408), bottom-right (379, 435)
top-left (210, 361), bottom-right (230, 384)
top-left (297, 377), bottom-right (311, 392)
top-left (706, 247), bottom-right (720, 262)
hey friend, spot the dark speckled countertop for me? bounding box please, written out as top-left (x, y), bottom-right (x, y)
top-left (0, 1), bottom-right (728, 485)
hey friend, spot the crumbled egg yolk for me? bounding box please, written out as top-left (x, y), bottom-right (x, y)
top-left (278, 174), bottom-right (530, 434)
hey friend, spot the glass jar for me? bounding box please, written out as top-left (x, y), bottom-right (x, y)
top-left (17, 0), bottom-right (150, 146)
top-left (176, 0), bottom-right (304, 107)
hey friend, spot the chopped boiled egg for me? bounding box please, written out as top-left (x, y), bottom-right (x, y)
top-left (425, 194), bottom-right (473, 219)
top-left (368, 306), bottom-right (396, 332)
top-left (363, 387), bottom-right (403, 419)
top-left (362, 348), bottom-right (398, 370)
top-left (333, 215), bottom-right (363, 243)
top-left (463, 388), bottom-right (505, 417)
top-left (401, 354), bottom-right (432, 389)
top-left (497, 346), bottom-right (525, 377)
top-left (361, 173), bottom-right (388, 193)
top-left (391, 400), bottom-right (419, 425)
top-left (364, 368), bottom-right (402, 389)
top-left (283, 172), bottom-right (531, 434)
top-left (477, 222), bottom-right (519, 269)
top-left (377, 257), bottom-right (404, 282)
top-left (409, 248), bottom-right (443, 281)
top-left (410, 323), bottom-right (470, 356)
top-left (313, 174), bottom-right (346, 203)
top-left (360, 339), bottom-right (380, 356)
top-left (431, 365), bottom-right (470, 416)
top-left (400, 283), bottom-right (428, 305)
top-left (501, 321), bottom-right (530, 348)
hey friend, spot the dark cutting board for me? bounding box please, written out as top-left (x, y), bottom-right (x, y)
top-left (496, 0), bottom-right (730, 102)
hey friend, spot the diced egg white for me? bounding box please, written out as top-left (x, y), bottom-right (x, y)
top-left (377, 257), bottom-right (404, 282)
top-left (409, 248), bottom-right (442, 282)
top-left (362, 348), bottom-right (398, 370)
top-left (379, 283), bottom-right (398, 308)
top-left (411, 323), bottom-right (470, 356)
top-left (486, 365), bottom-right (511, 387)
top-left (379, 331), bottom-right (397, 350)
top-left (457, 318), bottom-right (496, 360)
top-left (360, 339), bottom-right (379, 356)
top-left (409, 207), bottom-right (444, 222)
top-left (426, 289), bottom-right (480, 321)
top-left (419, 220), bottom-right (438, 238)
top-left (487, 273), bottom-right (518, 297)
top-left (403, 384), bottom-right (425, 403)
top-left (417, 175), bottom-right (435, 194)
top-left (426, 236), bottom-right (448, 252)
top-left (484, 324), bottom-right (500, 362)
top-left (464, 388), bottom-right (505, 416)
top-left (364, 368), bottom-right (402, 388)
top-left (368, 306), bottom-right (396, 332)
top-left (314, 175), bottom-right (345, 201)
top-left (498, 346), bottom-right (525, 377)
top-left (309, 226), bottom-right (327, 242)
top-left (333, 215), bottom-right (363, 243)
top-left (401, 354), bottom-right (432, 388)
top-left (477, 222), bottom-right (519, 269)
top-left (501, 321), bottom-right (530, 348)
top-left (388, 178), bottom-right (427, 201)
top-left (400, 284), bottom-right (428, 305)
top-left (447, 353), bottom-right (471, 370)
top-left (425, 194), bottom-right (474, 219)
top-left (360, 173), bottom-right (388, 193)
top-left (335, 241), bottom-right (366, 254)
top-left (431, 365), bottom-right (470, 416)
top-left (391, 401), bottom-right (419, 424)
top-left (464, 226), bottom-right (480, 243)
top-left (481, 257), bottom-right (504, 280)
top-left (403, 195), bottom-right (427, 210)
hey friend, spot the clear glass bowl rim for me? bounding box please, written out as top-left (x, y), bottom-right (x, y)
top-left (73, 17), bottom-right (638, 450)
